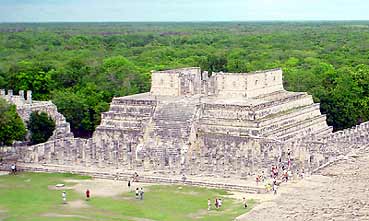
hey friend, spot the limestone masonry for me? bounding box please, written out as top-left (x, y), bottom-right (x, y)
top-left (1, 67), bottom-right (368, 186)
top-left (0, 89), bottom-right (73, 140)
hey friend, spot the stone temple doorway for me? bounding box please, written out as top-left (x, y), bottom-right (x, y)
top-left (179, 75), bottom-right (194, 96)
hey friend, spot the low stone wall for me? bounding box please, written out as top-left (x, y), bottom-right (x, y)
top-left (1, 69), bottom-right (367, 186)
top-left (0, 162), bottom-right (266, 194)
top-left (0, 89), bottom-right (73, 141)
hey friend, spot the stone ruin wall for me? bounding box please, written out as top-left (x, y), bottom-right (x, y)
top-left (150, 67), bottom-right (283, 98)
top-left (0, 89), bottom-right (73, 141)
top-left (151, 67), bottom-right (202, 96)
top-left (5, 93), bottom-right (368, 179)
top-left (212, 69), bottom-right (284, 98)
top-left (1, 67), bottom-right (368, 180)
top-left (8, 121), bottom-right (368, 178)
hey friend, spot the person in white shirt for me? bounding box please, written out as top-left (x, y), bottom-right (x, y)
top-left (273, 184), bottom-right (278, 195)
top-left (218, 198), bottom-right (222, 208)
top-left (242, 197), bottom-right (248, 208)
top-left (62, 191), bottom-right (67, 204)
top-left (11, 164), bottom-right (16, 175)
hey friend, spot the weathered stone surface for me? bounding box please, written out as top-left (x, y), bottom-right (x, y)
top-left (0, 90), bottom-right (73, 140)
top-left (237, 144), bottom-right (369, 221)
top-left (1, 67), bottom-right (368, 181)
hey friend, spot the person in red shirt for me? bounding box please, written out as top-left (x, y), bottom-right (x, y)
top-left (86, 189), bottom-right (90, 201)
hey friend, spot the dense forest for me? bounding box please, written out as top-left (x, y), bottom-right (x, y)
top-left (0, 22), bottom-right (368, 138)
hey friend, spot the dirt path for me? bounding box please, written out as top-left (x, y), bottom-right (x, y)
top-left (42, 213), bottom-right (89, 219)
top-left (237, 147), bottom-right (369, 221)
top-left (64, 179), bottom-right (152, 197)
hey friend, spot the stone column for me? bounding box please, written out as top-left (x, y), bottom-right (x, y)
top-left (26, 90), bottom-right (32, 104)
top-left (0, 89), bottom-right (5, 96)
top-left (8, 90), bottom-right (13, 98)
top-left (19, 90), bottom-right (24, 100)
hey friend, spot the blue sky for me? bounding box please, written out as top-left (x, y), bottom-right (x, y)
top-left (0, 0), bottom-right (368, 22)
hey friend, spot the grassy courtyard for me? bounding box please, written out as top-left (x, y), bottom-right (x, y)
top-left (0, 172), bottom-right (254, 221)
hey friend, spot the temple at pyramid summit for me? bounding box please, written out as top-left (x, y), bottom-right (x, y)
top-left (1, 67), bottom-right (368, 191)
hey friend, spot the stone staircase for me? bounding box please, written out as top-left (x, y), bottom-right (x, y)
top-left (150, 101), bottom-right (198, 144)
top-left (266, 115), bottom-right (330, 141)
top-left (97, 97), bottom-right (156, 131)
top-left (50, 112), bottom-right (73, 139)
top-left (198, 91), bottom-right (332, 141)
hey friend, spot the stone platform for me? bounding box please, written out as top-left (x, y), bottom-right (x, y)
top-left (1, 163), bottom-right (267, 194)
top-left (1, 67), bottom-right (368, 182)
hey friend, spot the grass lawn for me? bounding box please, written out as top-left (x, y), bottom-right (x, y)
top-left (0, 172), bottom-right (255, 221)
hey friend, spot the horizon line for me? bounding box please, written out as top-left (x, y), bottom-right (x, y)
top-left (1, 19), bottom-right (369, 24)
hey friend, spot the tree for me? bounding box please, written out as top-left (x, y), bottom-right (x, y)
top-left (52, 85), bottom-right (110, 138)
top-left (28, 112), bottom-right (56, 145)
top-left (320, 65), bottom-right (368, 131)
top-left (97, 56), bottom-right (149, 97)
top-left (199, 54), bottom-right (228, 73)
top-left (51, 58), bottom-right (89, 88)
top-left (0, 98), bottom-right (26, 146)
top-left (8, 60), bottom-right (54, 100)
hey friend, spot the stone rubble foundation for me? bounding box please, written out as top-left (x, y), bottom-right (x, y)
top-left (1, 67), bottom-right (368, 191)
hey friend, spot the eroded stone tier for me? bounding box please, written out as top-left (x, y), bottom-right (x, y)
top-left (0, 89), bottom-right (73, 140)
top-left (4, 67), bottom-right (366, 180)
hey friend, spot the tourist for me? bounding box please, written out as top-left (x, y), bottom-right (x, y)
top-left (242, 197), bottom-right (248, 208)
top-left (214, 198), bottom-right (219, 209)
top-left (133, 172), bottom-right (139, 182)
top-left (10, 164), bottom-right (16, 175)
top-left (135, 188), bottom-right (139, 199)
top-left (283, 169), bottom-right (288, 182)
top-left (272, 166), bottom-right (278, 178)
top-left (218, 198), bottom-right (222, 208)
top-left (207, 198), bottom-right (211, 211)
top-left (270, 166), bottom-right (274, 178)
top-left (256, 175), bottom-right (260, 185)
top-left (128, 180), bottom-right (131, 191)
top-left (261, 171), bottom-right (265, 182)
top-left (181, 174), bottom-right (187, 182)
top-left (62, 191), bottom-right (67, 204)
top-left (140, 187), bottom-right (144, 200)
top-left (273, 184), bottom-right (277, 195)
top-left (265, 183), bottom-right (272, 192)
top-left (86, 189), bottom-right (90, 201)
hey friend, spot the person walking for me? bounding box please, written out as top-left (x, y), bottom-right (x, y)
top-left (10, 164), bottom-right (16, 175)
top-left (207, 198), bottom-right (211, 211)
top-left (273, 184), bottom-right (278, 195)
top-left (218, 198), bottom-right (222, 208)
top-left (242, 197), bottom-right (248, 208)
top-left (256, 175), bottom-right (260, 185)
top-left (135, 188), bottom-right (139, 199)
top-left (86, 189), bottom-right (90, 201)
top-left (62, 191), bottom-right (67, 204)
top-left (140, 187), bottom-right (144, 200)
top-left (128, 180), bottom-right (131, 191)
top-left (133, 172), bottom-right (139, 182)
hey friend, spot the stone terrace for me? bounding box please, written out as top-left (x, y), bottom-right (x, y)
top-left (1, 67), bottom-right (368, 192)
